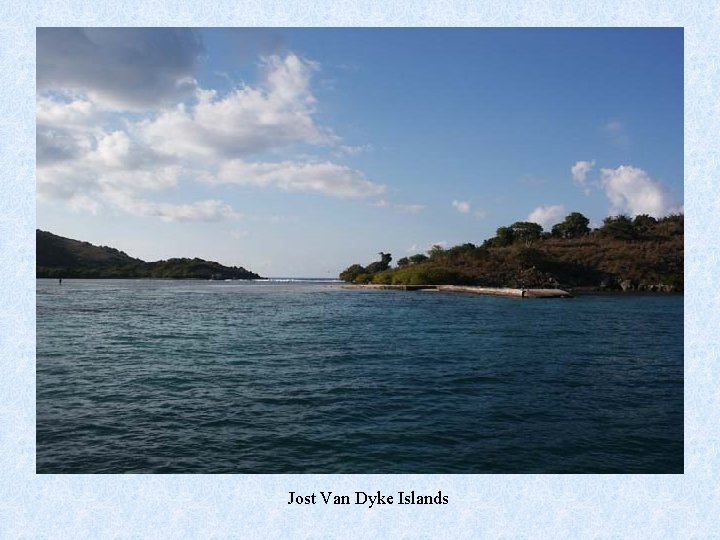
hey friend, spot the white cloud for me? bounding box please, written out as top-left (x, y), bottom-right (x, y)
top-left (452, 200), bottom-right (471, 214)
top-left (571, 160), bottom-right (595, 194)
top-left (37, 155), bottom-right (181, 200)
top-left (36, 97), bottom-right (101, 128)
top-left (109, 194), bottom-right (241, 222)
top-left (599, 165), bottom-right (679, 217)
top-left (138, 54), bottom-right (333, 159)
top-left (527, 204), bottom-right (566, 230)
top-left (36, 42), bottom-right (384, 221)
top-left (216, 160), bottom-right (385, 198)
top-left (337, 144), bottom-right (372, 156)
top-left (36, 127), bottom-right (93, 166)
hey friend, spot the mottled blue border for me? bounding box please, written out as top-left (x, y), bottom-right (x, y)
top-left (1, 3), bottom-right (716, 537)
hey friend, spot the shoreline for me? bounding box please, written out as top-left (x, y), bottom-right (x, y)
top-left (343, 284), bottom-right (683, 297)
top-left (343, 284), bottom-right (573, 298)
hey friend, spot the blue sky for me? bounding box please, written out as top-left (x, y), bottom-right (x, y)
top-left (37, 28), bottom-right (683, 277)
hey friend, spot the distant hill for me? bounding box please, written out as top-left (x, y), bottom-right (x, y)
top-left (340, 213), bottom-right (683, 292)
top-left (36, 230), bottom-right (262, 279)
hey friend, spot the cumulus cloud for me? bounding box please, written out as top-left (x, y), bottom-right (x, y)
top-left (36, 144), bottom-right (240, 223)
top-left (36, 98), bottom-right (102, 166)
top-left (36, 127), bottom-right (92, 166)
top-left (599, 165), bottom-right (679, 217)
top-left (452, 200), bottom-right (471, 214)
top-left (36, 97), bottom-right (101, 128)
top-left (216, 160), bottom-right (385, 198)
top-left (107, 193), bottom-right (241, 222)
top-left (36, 31), bottom-right (382, 222)
top-left (138, 54), bottom-right (333, 159)
top-left (527, 204), bottom-right (566, 230)
top-left (571, 160), bottom-right (595, 194)
top-left (37, 28), bottom-right (203, 109)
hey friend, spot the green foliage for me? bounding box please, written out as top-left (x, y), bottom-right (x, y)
top-left (390, 266), bottom-right (472, 285)
top-left (510, 222), bottom-right (543, 246)
top-left (512, 246), bottom-right (546, 269)
top-left (354, 273), bottom-right (373, 284)
top-left (340, 252), bottom-right (393, 282)
top-left (371, 271), bottom-right (394, 284)
top-left (551, 212), bottom-right (590, 239)
top-left (599, 215), bottom-right (637, 240)
top-left (409, 254), bottom-right (429, 264)
top-left (485, 223), bottom-right (543, 247)
top-left (338, 211), bottom-right (683, 290)
top-left (631, 214), bottom-right (658, 237)
top-left (364, 252), bottom-right (393, 274)
top-left (427, 244), bottom-right (446, 261)
top-left (36, 230), bottom-right (261, 279)
top-left (339, 263), bottom-right (366, 283)
top-left (492, 226), bottom-right (515, 247)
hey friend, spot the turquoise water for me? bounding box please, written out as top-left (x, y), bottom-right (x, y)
top-left (36, 279), bottom-right (683, 473)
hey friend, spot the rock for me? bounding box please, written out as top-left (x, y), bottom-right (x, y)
top-left (620, 279), bottom-right (634, 291)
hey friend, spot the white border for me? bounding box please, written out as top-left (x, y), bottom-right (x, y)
top-left (2, 3), bottom-right (715, 537)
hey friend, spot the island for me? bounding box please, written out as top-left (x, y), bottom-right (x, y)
top-left (36, 230), bottom-right (261, 280)
top-left (339, 212), bottom-right (683, 293)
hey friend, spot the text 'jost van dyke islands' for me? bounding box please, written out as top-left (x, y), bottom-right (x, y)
top-left (288, 491), bottom-right (449, 507)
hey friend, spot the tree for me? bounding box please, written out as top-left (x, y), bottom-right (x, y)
top-left (633, 214), bottom-right (657, 235)
top-left (510, 221), bottom-right (543, 246)
top-left (494, 226), bottom-right (515, 247)
top-left (365, 252), bottom-right (392, 274)
top-left (598, 215), bottom-right (636, 240)
top-left (409, 253), bottom-right (429, 264)
top-left (513, 246), bottom-right (545, 269)
top-left (551, 212), bottom-right (590, 239)
top-left (396, 257), bottom-right (411, 267)
top-left (339, 263), bottom-right (366, 282)
top-left (428, 244), bottom-right (446, 260)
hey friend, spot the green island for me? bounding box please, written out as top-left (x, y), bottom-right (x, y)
top-left (340, 212), bottom-right (683, 293)
top-left (36, 230), bottom-right (261, 280)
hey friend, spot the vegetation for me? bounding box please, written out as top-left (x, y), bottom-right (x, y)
top-left (339, 212), bottom-right (683, 292)
top-left (36, 230), bottom-right (261, 279)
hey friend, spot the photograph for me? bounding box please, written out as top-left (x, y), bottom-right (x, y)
top-left (36, 27), bottom-right (683, 474)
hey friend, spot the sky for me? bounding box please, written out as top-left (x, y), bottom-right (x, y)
top-left (36, 28), bottom-right (683, 277)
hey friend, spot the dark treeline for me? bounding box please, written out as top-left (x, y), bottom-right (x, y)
top-left (340, 212), bottom-right (684, 292)
top-left (36, 230), bottom-right (261, 279)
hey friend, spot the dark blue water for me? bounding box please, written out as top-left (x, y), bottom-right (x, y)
top-left (36, 280), bottom-right (683, 473)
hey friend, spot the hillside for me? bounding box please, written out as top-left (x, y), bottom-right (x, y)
top-left (340, 213), bottom-right (683, 292)
top-left (36, 230), bottom-right (261, 279)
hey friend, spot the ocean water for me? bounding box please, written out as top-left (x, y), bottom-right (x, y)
top-left (36, 280), bottom-right (683, 473)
